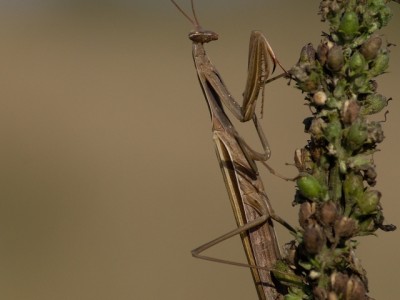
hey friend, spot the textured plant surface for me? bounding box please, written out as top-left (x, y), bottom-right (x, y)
top-left (272, 1), bottom-right (397, 299)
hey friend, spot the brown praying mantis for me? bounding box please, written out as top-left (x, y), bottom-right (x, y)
top-left (171, 1), bottom-right (295, 299)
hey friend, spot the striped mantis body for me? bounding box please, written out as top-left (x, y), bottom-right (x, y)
top-left (171, 1), bottom-right (291, 299)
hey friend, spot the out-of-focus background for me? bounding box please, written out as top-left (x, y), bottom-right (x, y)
top-left (0, 1), bottom-right (399, 299)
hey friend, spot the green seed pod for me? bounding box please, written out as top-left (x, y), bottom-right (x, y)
top-left (345, 119), bottom-right (368, 151)
top-left (289, 65), bottom-right (308, 82)
top-left (358, 190), bottom-right (381, 215)
top-left (325, 97), bottom-right (342, 109)
top-left (360, 36), bottom-right (382, 60)
top-left (353, 76), bottom-right (375, 94)
top-left (299, 71), bottom-right (321, 93)
top-left (297, 43), bottom-right (316, 65)
top-left (368, 22), bottom-right (380, 34)
top-left (349, 51), bottom-right (366, 75)
top-left (370, 51), bottom-right (389, 76)
top-left (360, 93), bottom-right (389, 115)
top-left (327, 45), bottom-right (344, 72)
top-left (323, 118), bottom-right (342, 143)
top-left (358, 218), bottom-right (375, 234)
top-left (333, 78), bottom-right (347, 98)
top-left (303, 224), bottom-right (325, 255)
top-left (346, 154), bottom-right (373, 171)
top-left (338, 11), bottom-right (359, 41)
top-left (353, 73), bottom-right (368, 89)
top-left (297, 174), bottom-right (326, 201)
top-left (364, 4), bottom-right (392, 28)
top-left (377, 5), bottom-right (392, 27)
top-left (343, 173), bottom-right (364, 203)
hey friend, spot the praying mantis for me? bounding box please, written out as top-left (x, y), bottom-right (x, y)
top-left (171, 1), bottom-right (293, 299)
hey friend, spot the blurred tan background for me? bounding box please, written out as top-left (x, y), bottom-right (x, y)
top-left (0, 1), bottom-right (399, 299)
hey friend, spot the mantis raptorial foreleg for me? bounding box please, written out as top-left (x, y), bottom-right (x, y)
top-left (171, 0), bottom-right (288, 170)
top-left (171, 1), bottom-right (292, 299)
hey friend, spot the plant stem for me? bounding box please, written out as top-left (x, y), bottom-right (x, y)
top-left (272, 1), bottom-right (397, 299)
